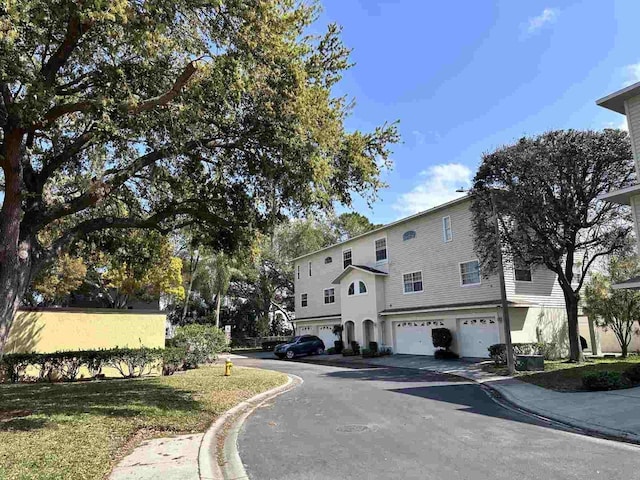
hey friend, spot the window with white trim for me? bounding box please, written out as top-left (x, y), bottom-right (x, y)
top-left (514, 258), bottom-right (532, 282)
top-left (403, 230), bottom-right (416, 241)
top-left (358, 281), bottom-right (367, 294)
top-left (343, 249), bottom-right (352, 269)
top-left (324, 288), bottom-right (335, 304)
top-left (375, 238), bottom-right (387, 262)
top-left (324, 256), bottom-right (332, 264)
top-left (308, 261), bottom-right (312, 276)
top-left (443, 216), bottom-right (452, 242)
top-left (347, 281), bottom-right (367, 296)
top-left (403, 271), bottom-right (423, 293)
top-left (301, 293), bottom-right (308, 307)
top-left (348, 282), bottom-right (355, 295)
top-left (460, 260), bottom-right (481, 285)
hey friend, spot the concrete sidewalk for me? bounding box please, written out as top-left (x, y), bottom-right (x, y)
top-left (301, 353), bottom-right (640, 443)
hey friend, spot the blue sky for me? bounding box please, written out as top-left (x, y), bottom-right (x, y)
top-left (320, 0), bottom-right (640, 224)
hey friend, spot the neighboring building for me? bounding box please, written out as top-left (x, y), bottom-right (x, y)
top-left (597, 80), bottom-right (640, 289)
top-left (293, 196), bottom-right (572, 358)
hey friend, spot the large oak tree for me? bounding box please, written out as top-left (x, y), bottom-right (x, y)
top-left (471, 129), bottom-right (634, 362)
top-left (0, 0), bottom-right (398, 353)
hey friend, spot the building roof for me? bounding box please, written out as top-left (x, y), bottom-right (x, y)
top-left (294, 313), bottom-right (341, 322)
top-left (612, 276), bottom-right (640, 290)
top-left (598, 183), bottom-right (640, 205)
top-left (596, 81), bottom-right (640, 114)
top-left (292, 195), bottom-right (472, 262)
top-left (331, 264), bottom-right (388, 284)
top-left (379, 299), bottom-right (536, 315)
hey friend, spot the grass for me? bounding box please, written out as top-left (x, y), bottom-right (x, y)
top-left (482, 356), bottom-right (640, 392)
top-left (0, 365), bottom-right (287, 480)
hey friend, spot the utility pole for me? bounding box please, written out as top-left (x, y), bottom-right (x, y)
top-left (457, 188), bottom-right (516, 374)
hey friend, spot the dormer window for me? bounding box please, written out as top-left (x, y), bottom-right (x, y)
top-left (403, 230), bottom-right (416, 241)
top-left (324, 256), bottom-right (332, 264)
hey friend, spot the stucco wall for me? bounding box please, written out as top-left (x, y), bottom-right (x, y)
top-left (6, 308), bottom-right (166, 354)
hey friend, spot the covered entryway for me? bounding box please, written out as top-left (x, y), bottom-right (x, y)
top-left (393, 321), bottom-right (438, 355)
top-left (457, 317), bottom-right (500, 358)
top-left (317, 325), bottom-right (337, 350)
top-left (363, 319), bottom-right (374, 347)
top-left (344, 321), bottom-right (355, 344)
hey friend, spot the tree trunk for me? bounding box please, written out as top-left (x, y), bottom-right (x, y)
top-left (621, 342), bottom-right (628, 358)
top-left (563, 290), bottom-right (583, 362)
top-left (215, 292), bottom-right (221, 328)
top-left (181, 250), bottom-right (199, 323)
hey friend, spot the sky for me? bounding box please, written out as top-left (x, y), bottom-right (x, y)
top-left (318, 0), bottom-right (640, 224)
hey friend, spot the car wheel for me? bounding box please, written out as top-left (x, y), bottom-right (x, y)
top-left (285, 350), bottom-right (295, 360)
top-left (316, 347), bottom-right (325, 355)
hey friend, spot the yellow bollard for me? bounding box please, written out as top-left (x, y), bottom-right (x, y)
top-left (224, 358), bottom-right (233, 376)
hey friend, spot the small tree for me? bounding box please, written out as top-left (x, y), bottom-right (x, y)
top-left (432, 328), bottom-right (453, 351)
top-left (584, 256), bottom-right (640, 358)
top-left (471, 129), bottom-right (635, 362)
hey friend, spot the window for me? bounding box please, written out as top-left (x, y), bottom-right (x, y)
top-left (343, 249), bottom-right (352, 269)
top-left (403, 271), bottom-right (423, 293)
top-left (324, 288), bottom-right (335, 304)
top-left (443, 216), bottom-right (452, 242)
top-left (403, 230), bottom-right (416, 241)
top-left (347, 281), bottom-right (367, 296)
top-left (514, 259), bottom-right (532, 282)
top-left (375, 238), bottom-right (387, 262)
top-left (324, 256), bottom-right (332, 264)
top-left (460, 260), bottom-right (481, 286)
top-left (301, 293), bottom-right (308, 307)
top-left (297, 265), bottom-right (300, 280)
top-left (308, 261), bottom-right (312, 276)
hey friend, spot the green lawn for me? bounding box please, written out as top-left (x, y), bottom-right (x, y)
top-left (483, 356), bottom-right (640, 392)
top-left (0, 365), bottom-right (287, 480)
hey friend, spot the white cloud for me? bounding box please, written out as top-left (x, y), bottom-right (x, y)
top-left (527, 8), bottom-right (558, 33)
top-left (412, 130), bottom-right (425, 146)
top-left (605, 119), bottom-right (629, 132)
top-left (393, 163), bottom-right (472, 217)
top-left (623, 62), bottom-right (640, 87)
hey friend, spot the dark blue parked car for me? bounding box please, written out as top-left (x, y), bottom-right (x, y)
top-left (274, 335), bottom-right (325, 359)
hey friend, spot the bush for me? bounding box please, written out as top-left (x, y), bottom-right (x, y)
top-left (432, 328), bottom-right (453, 350)
top-left (624, 364), bottom-right (640, 383)
top-left (488, 343), bottom-right (543, 365)
top-left (326, 347), bottom-right (336, 355)
top-left (105, 347), bottom-right (163, 378)
top-left (334, 340), bottom-right (344, 354)
top-left (434, 349), bottom-right (459, 360)
top-left (172, 324), bottom-right (228, 367)
top-left (362, 348), bottom-right (380, 358)
top-left (350, 341), bottom-right (360, 355)
top-left (1, 353), bottom-right (37, 383)
top-left (162, 347), bottom-right (187, 376)
top-left (342, 348), bottom-right (355, 357)
top-left (582, 371), bottom-right (626, 391)
top-left (379, 346), bottom-right (392, 356)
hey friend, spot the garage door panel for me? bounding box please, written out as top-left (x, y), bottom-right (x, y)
top-left (317, 326), bottom-right (337, 349)
top-left (457, 317), bottom-right (499, 358)
top-left (394, 321), bottom-right (441, 356)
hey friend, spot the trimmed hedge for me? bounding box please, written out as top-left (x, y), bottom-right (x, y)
top-left (0, 347), bottom-right (188, 383)
top-left (488, 343), bottom-right (543, 365)
top-left (170, 324), bottom-right (228, 367)
top-left (582, 371), bottom-right (626, 391)
top-left (624, 364), bottom-right (640, 383)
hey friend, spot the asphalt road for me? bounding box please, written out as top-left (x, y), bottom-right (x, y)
top-left (237, 356), bottom-right (640, 480)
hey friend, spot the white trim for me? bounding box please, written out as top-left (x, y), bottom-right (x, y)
top-left (442, 215), bottom-right (453, 243)
top-left (374, 235), bottom-right (388, 265)
top-left (513, 259), bottom-right (533, 283)
top-left (347, 279), bottom-right (369, 296)
top-left (292, 195), bottom-right (471, 261)
top-left (342, 248), bottom-right (353, 270)
top-left (323, 287), bottom-right (336, 304)
top-left (402, 270), bottom-right (424, 294)
top-left (459, 259), bottom-right (481, 287)
top-left (300, 292), bottom-right (309, 308)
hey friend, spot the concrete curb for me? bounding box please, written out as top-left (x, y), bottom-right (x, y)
top-left (198, 373), bottom-right (301, 480)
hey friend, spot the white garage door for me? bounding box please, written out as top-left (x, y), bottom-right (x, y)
top-left (297, 325), bottom-right (314, 335)
top-left (394, 321), bottom-right (442, 355)
top-left (317, 326), bottom-right (337, 350)
top-left (457, 317), bottom-right (500, 358)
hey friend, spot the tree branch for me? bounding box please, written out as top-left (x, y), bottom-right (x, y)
top-left (41, 15), bottom-right (93, 85)
top-left (130, 61), bottom-right (198, 114)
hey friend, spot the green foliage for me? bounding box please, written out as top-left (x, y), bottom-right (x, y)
top-left (162, 347), bottom-right (187, 376)
top-left (584, 256), bottom-right (640, 358)
top-left (361, 348), bottom-right (378, 358)
top-left (332, 212), bottom-right (381, 241)
top-left (341, 348), bottom-right (355, 357)
top-left (172, 324), bottom-right (228, 367)
top-left (105, 347), bottom-right (163, 378)
top-left (488, 343), bottom-right (543, 365)
top-left (326, 347), bottom-right (336, 355)
top-left (369, 341), bottom-right (378, 353)
top-left (582, 371), bottom-right (626, 391)
top-left (624, 364), bottom-right (640, 383)
top-left (471, 129), bottom-right (635, 361)
top-left (431, 328), bottom-right (453, 350)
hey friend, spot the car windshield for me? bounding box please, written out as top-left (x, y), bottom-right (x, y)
top-left (292, 336), bottom-right (303, 343)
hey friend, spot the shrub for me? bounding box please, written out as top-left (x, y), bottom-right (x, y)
top-left (350, 341), bottom-right (360, 355)
top-left (334, 340), bottom-right (344, 354)
top-left (379, 346), bottom-right (392, 356)
top-left (369, 341), bottom-right (378, 353)
top-left (362, 348), bottom-right (379, 358)
top-left (1, 353), bottom-right (37, 383)
top-left (624, 364), bottom-right (640, 384)
top-left (434, 349), bottom-right (459, 360)
top-left (326, 347), bottom-right (336, 355)
top-left (342, 348), bottom-right (355, 357)
top-left (582, 371), bottom-right (626, 391)
top-left (488, 343), bottom-right (543, 365)
top-left (432, 328), bottom-right (453, 350)
top-left (105, 347), bottom-right (163, 378)
top-left (162, 347), bottom-right (187, 376)
top-left (54, 352), bottom-right (83, 382)
top-left (84, 350), bottom-right (107, 378)
top-left (172, 324), bottom-right (228, 367)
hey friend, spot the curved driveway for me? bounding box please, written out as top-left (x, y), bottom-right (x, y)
top-left (237, 356), bottom-right (639, 480)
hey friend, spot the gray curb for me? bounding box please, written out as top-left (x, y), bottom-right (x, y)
top-left (198, 373), bottom-right (301, 480)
